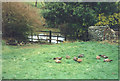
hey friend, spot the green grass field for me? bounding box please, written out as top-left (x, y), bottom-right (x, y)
top-left (2, 41), bottom-right (118, 79)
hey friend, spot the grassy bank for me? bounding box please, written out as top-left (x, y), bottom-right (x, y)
top-left (2, 41), bottom-right (118, 79)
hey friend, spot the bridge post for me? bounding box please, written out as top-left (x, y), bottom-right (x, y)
top-left (49, 31), bottom-right (52, 43)
top-left (57, 35), bottom-right (58, 44)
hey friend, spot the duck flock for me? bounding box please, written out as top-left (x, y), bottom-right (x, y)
top-left (53, 54), bottom-right (113, 63)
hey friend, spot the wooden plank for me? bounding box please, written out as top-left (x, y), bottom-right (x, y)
top-left (52, 32), bottom-right (61, 33)
top-left (57, 35), bottom-right (58, 44)
top-left (28, 38), bottom-right (58, 41)
top-left (57, 40), bottom-right (64, 42)
top-left (39, 31), bottom-right (50, 32)
top-left (29, 35), bottom-right (65, 38)
top-left (37, 35), bottom-right (40, 42)
top-left (31, 32), bottom-right (33, 42)
top-left (38, 31), bottom-right (61, 33)
top-left (52, 35), bottom-right (65, 37)
top-left (65, 36), bottom-right (67, 41)
top-left (29, 35), bottom-right (64, 37)
top-left (38, 35), bottom-right (49, 37)
top-left (49, 31), bottom-right (51, 43)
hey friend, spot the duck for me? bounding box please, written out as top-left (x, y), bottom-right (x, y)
top-left (104, 59), bottom-right (113, 62)
top-left (103, 55), bottom-right (108, 58)
top-left (55, 59), bottom-right (61, 63)
top-left (78, 54), bottom-right (84, 58)
top-left (99, 55), bottom-right (108, 58)
top-left (99, 55), bottom-right (105, 57)
top-left (66, 55), bottom-right (70, 59)
top-left (96, 56), bottom-right (100, 59)
top-left (77, 58), bottom-right (82, 63)
top-left (53, 57), bottom-right (62, 60)
top-left (73, 57), bottom-right (78, 61)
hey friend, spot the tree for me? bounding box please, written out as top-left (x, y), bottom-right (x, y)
top-left (35, 0), bottom-right (37, 7)
top-left (2, 2), bottom-right (43, 42)
top-left (82, 2), bottom-right (118, 16)
top-left (41, 2), bottom-right (118, 40)
top-left (42, 2), bottom-right (97, 40)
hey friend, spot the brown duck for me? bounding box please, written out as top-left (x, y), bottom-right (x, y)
top-left (53, 57), bottom-right (62, 60)
top-left (96, 56), bottom-right (100, 59)
top-left (66, 55), bottom-right (70, 59)
top-left (55, 59), bottom-right (61, 63)
top-left (73, 57), bottom-right (78, 61)
top-left (99, 55), bottom-right (108, 58)
top-left (104, 59), bottom-right (113, 62)
top-left (77, 58), bottom-right (82, 63)
top-left (78, 54), bottom-right (84, 58)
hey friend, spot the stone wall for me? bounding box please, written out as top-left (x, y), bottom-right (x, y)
top-left (88, 26), bottom-right (117, 41)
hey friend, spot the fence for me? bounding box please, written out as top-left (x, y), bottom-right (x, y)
top-left (28, 31), bottom-right (66, 43)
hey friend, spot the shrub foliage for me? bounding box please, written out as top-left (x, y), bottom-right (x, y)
top-left (2, 2), bottom-right (43, 42)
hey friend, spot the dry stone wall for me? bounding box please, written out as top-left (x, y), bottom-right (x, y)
top-left (88, 26), bottom-right (117, 41)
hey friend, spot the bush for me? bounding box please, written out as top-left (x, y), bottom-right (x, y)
top-left (2, 2), bottom-right (44, 42)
